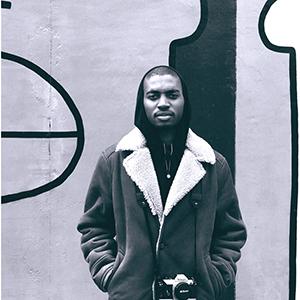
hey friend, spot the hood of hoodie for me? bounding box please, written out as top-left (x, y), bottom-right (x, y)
top-left (133, 66), bottom-right (191, 204)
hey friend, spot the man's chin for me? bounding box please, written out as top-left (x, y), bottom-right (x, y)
top-left (153, 122), bottom-right (177, 128)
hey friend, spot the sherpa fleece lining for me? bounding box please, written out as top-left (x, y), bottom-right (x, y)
top-left (116, 127), bottom-right (216, 223)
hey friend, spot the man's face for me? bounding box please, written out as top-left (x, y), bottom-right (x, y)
top-left (143, 74), bottom-right (184, 128)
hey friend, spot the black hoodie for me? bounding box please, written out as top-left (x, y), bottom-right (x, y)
top-left (134, 66), bottom-right (191, 206)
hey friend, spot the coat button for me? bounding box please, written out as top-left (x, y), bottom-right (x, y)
top-left (140, 201), bottom-right (147, 207)
top-left (192, 200), bottom-right (199, 208)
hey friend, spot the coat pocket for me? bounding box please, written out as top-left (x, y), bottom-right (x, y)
top-left (204, 255), bottom-right (234, 298)
top-left (107, 249), bottom-right (125, 290)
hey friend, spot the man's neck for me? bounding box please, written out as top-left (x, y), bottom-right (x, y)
top-left (158, 127), bottom-right (175, 144)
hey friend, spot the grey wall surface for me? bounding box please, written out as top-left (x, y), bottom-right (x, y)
top-left (236, 1), bottom-right (291, 299)
top-left (2, 1), bottom-right (292, 299)
top-left (2, 1), bottom-right (199, 299)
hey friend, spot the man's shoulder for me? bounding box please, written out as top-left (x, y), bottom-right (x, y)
top-left (99, 128), bottom-right (140, 161)
top-left (102, 144), bottom-right (117, 159)
top-left (213, 150), bottom-right (227, 167)
top-left (212, 150), bottom-right (233, 180)
top-left (101, 141), bottom-right (133, 161)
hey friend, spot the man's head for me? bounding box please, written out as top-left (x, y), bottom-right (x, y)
top-left (134, 65), bottom-right (190, 146)
top-left (143, 67), bottom-right (185, 128)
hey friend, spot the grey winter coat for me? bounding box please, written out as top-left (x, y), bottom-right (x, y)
top-left (77, 128), bottom-right (247, 300)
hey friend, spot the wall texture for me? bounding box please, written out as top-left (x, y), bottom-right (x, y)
top-left (2, 1), bottom-right (293, 299)
top-left (2, 1), bottom-right (199, 299)
top-left (236, 1), bottom-right (291, 299)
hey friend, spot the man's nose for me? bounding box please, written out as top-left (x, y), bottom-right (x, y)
top-left (157, 95), bottom-right (170, 109)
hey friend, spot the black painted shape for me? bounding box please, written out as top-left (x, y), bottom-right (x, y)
top-left (259, 2), bottom-right (298, 299)
top-left (2, 131), bottom-right (78, 138)
top-left (1, 1), bottom-right (11, 9)
top-left (1, 51), bottom-right (85, 204)
top-left (169, 1), bottom-right (208, 67)
top-left (169, 0), bottom-right (236, 176)
top-left (169, 1), bottom-right (236, 299)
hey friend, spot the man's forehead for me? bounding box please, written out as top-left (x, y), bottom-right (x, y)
top-left (143, 74), bottom-right (182, 91)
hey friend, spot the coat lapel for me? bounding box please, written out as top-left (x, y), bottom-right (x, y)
top-left (116, 127), bottom-right (216, 222)
top-left (164, 129), bottom-right (216, 216)
top-left (122, 148), bottom-right (163, 223)
top-left (163, 149), bottom-right (206, 217)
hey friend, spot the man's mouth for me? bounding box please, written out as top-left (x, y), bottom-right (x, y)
top-left (155, 112), bottom-right (174, 122)
top-left (155, 112), bottom-right (174, 117)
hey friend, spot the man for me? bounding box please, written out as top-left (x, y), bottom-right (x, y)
top-left (77, 66), bottom-right (247, 300)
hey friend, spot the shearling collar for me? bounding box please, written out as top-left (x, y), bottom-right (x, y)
top-left (116, 127), bottom-right (216, 164)
top-left (115, 127), bottom-right (215, 223)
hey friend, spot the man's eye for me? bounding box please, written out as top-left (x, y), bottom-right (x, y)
top-left (168, 93), bottom-right (179, 99)
top-left (147, 94), bottom-right (159, 100)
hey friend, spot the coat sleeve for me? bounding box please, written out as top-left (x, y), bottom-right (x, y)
top-left (77, 152), bottom-right (117, 292)
top-left (207, 156), bottom-right (247, 298)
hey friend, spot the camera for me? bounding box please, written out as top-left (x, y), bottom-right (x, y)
top-left (156, 274), bottom-right (197, 300)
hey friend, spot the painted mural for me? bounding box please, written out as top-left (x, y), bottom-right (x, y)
top-left (1, 0), bottom-right (297, 299)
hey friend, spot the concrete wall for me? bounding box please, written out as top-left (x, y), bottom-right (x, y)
top-left (2, 1), bottom-right (293, 299)
top-left (236, 1), bottom-right (291, 299)
top-left (2, 1), bottom-right (199, 299)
